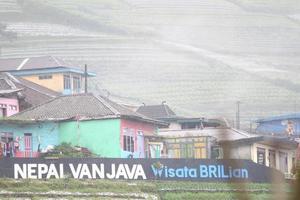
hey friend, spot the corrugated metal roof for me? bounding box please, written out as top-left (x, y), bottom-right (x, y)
top-left (0, 56), bottom-right (68, 71)
top-left (256, 113), bottom-right (300, 123)
top-left (0, 56), bottom-right (96, 76)
top-left (157, 127), bottom-right (261, 142)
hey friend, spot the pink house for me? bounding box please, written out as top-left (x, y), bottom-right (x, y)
top-left (0, 73), bottom-right (22, 117)
top-left (120, 119), bottom-right (158, 158)
top-left (0, 97), bottom-right (19, 117)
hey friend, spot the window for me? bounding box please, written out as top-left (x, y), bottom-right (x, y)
top-left (211, 146), bottom-right (222, 159)
top-left (257, 147), bottom-right (266, 165)
top-left (0, 104), bottom-right (7, 108)
top-left (73, 76), bottom-right (81, 92)
top-left (9, 105), bottom-right (17, 111)
top-left (166, 138), bottom-right (207, 159)
top-left (180, 143), bottom-right (194, 158)
top-left (64, 75), bottom-right (71, 89)
top-left (123, 135), bottom-right (134, 152)
top-left (38, 74), bottom-right (52, 80)
top-left (123, 128), bottom-right (134, 152)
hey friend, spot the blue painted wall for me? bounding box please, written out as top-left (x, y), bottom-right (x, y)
top-left (256, 119), bottom-right (300, 136)
top-left (0, 122), bottom-right (59, 153)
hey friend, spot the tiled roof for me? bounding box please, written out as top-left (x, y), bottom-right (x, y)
top-left (10, 93), bottom-right (167, 125)
top-left (0, 72), bottom-right (22, 94)
top-left (136, 104), bottom-right (177, 120)
top-left (0, 72), bottom-right (59, 109)
top-left (0, 79), bottom-right (12, 90)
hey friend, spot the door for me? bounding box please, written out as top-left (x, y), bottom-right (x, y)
top-left (269, 150), bottom-right (276, 168)
top-left (137, 131), bottom-right (145, 158)
top-left (0, 108), bottom-right (7, 117)
top-left (1, 132), bottom-right (13, 157)
top-left (279, 152), bottom-right (288, 173)
top-left (24, 133), bottom-right (32, 158)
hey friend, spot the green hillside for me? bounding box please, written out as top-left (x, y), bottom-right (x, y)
top-left (1, 0), bottom-right (300, 129)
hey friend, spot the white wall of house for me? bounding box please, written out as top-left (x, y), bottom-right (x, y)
top-left (251, 143), bottom-right (296, 175)
top-left (160, 122), bottom-right (181, 131)
top-left (227, 144), bottom-right (252, 160)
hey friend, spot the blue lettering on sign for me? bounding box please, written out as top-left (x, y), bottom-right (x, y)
top-left (151, 163), bottom-right (249, 179)
top-left (199, 165), bottom-right (249, 179)
top-left (151, 165), bottom-right (164, 177)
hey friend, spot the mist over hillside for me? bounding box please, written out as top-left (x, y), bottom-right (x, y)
top-left (1, 0), bottom-right (300, 129)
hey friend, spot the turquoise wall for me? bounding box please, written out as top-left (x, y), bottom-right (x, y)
top-left (0, 122), bottom-right (59, 153)
top-left (58, 119), bottom-right (121, 157)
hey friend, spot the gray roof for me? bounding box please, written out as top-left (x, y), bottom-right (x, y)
top-left (9, 93), bottom-right (167, 125)
top-left (0, 73), bottom-right (59, 109)
top-left (136, 104), bottom-right (177, 120)
top-left (158, 128), bottom-right (262, 143)
top-left (0, 56), bottom-right (71, 71)
top-left (0, 73), bottom-right (22, 95)
top-left (13, 77), bottom-right (60, 109)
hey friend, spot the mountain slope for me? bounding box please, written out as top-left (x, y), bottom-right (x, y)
top-left (1, 0), bottom-right (300, 129)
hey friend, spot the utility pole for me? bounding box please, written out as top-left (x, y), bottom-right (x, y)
top-left (236, 101), bottom-right (240, 129)
top-left (84, 64), bottom-right (88, 93)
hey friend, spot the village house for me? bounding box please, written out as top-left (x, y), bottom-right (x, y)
top-left (0, 72), bottom-right (60, 158)
top-left (0, 72), bottom-right (59, 111)
top-left (255, 113), bottom-right (300, 138)
top-left (137, 104), bottom-right (225, 158)
top-left (0, 93), bottom-right (167, 158)
top-left (0, 56), bottom-right (96, 95)
top-left (137, 104), bottom-right (298, 176)
top-left (0, 73), bottom-right (22, 117)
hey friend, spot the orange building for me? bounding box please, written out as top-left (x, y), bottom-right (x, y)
top-left (0, 56), bottom-right (96, 95)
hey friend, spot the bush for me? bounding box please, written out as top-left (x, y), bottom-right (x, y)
top-left (41, 142), bottom-right (95, 158)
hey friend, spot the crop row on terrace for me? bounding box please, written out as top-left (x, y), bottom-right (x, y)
top-left (0, 178), bottom-right (289, 200)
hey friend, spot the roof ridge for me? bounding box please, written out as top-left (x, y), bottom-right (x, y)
top-left (163, 104), bottom-right (171, 116)
top-left (1, 73), bottom-right (18, 89)
top-left (230, 128), bottom-right (252, 137)
top-left (95, 95), bottom-right (121, 115)
top-left (17, 58), bottom-right (29, 70)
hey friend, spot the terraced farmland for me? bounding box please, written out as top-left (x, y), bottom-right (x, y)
top-left (0, 0), bottom-right (300, 129)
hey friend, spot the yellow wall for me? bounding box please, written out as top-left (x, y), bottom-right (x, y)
top-left (22, 73), bottom-right (64, 92)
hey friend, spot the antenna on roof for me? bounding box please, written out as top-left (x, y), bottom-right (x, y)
top-left (84, 64), bottom-right (88, 94)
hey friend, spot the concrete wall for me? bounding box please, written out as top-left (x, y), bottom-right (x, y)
top-left (59, 119), bottom-right (121, 157)
top-left (22, 73), bottom-right (64, 92)
top-left (0, 97), bottom-right (19, 117)
top-left (160, 122), bottom-right (181, 131)
top-left (226, 144), bottom-right (252, 160)
top-left (0, 122), bottom-right (59, 157)
top-left (22, 72), bottom-right (84, 94)
top-left (251, 143), bottom-right (295, 175)
top-left (120, 119), bottom-right (157, 158)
